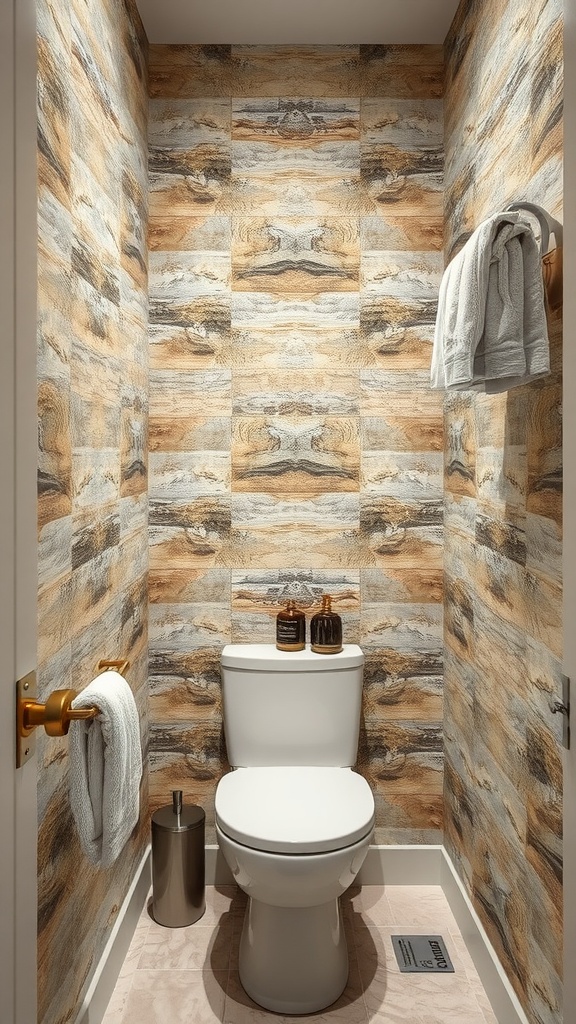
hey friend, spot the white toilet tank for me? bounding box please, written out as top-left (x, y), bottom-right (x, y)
top-left (220, 644), bottom-right (364, 768)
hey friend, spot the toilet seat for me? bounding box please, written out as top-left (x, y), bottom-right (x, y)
top-left (215, 766), bottom-right (375, 855)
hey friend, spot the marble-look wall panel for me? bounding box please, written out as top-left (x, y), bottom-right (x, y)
top-left (443, 3), bottom-right (563, 1023)
top-left (149, 45), bottom-right (443, 842)
top-left (37, 1), bottom-right (149, 1022)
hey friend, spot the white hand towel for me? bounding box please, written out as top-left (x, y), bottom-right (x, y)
top-left (431, 211), bottom-right (550, 392)
top-left (69, 671), bottom-right (142, 868)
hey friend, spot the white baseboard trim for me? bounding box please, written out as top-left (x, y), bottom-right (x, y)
top-left (74, 845), bottom-right (151, 1024)
top-left (356, 844), bottom-right (443, 885)
top-left (206, 843), bottom-right (235, 885)
top-left (81, 843), bottom-right (528, 1024)
top-left (441, 848), bottom-right (530, 1024)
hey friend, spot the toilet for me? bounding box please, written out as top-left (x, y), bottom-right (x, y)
top-left (215, 643), bottom-right (375, 1014)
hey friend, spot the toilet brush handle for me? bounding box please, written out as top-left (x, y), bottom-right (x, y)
top-left (173, 790), bottom-right (183, 816)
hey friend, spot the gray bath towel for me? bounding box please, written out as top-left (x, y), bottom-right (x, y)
top-left (69, 671), bottom-right (142, 868)
top-left (431, 211), bottom-right (550, 392)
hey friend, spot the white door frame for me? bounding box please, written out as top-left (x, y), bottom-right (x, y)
top-left (0, 0), bottom-right (39, 1021)
top-left (563, 3), bottom-right (576, 1023)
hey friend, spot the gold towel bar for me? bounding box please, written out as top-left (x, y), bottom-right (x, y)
top-left (98, 658), bottom-right (130, 677)
top-left (16, 659), bottom-right (131, 768)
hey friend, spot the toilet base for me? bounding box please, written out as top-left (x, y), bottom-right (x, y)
top-left (238, 896), bottom-right (349, 1014)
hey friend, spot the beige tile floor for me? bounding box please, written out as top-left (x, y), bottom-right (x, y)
top-left (102, 885), bottom-right (499, 1024)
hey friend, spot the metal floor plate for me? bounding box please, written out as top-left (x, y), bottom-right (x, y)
top-left (391, 934), bottom-right (455, 973)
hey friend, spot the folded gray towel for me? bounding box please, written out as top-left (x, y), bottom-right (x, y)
top-left (69, 671), bottom-right (142, 868)
top-left (431, 211), bottom-right (550, 392)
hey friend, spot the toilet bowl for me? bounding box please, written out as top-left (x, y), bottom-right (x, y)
top-left (215, 644), bottom-right (375, 1014)
top-left (215, 766), bottom-right (374, 1013)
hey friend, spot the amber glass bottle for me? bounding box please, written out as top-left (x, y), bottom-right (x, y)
top-left (310, 595), bottom-right (343, 654)
top-left (276, 600), bottom-right (306, 651)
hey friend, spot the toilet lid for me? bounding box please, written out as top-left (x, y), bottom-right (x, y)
top-left (215, 767), bottom-right (375, 854)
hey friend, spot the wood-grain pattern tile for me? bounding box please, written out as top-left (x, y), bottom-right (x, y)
top-left (360, 44), bottom-right (444, 99)
top-left (149, 41), bottom-right (444, 847)
top-left (149, 451), bottom-right (231, 499)
top-left (149, 144), bottom-right (231, 217)
top-left (361, 603), bottom-right (443, 653)
top-left (362, 410), bottom-right (443, 452)
top-left (232, 369), bottom-right (359, 416)
top-left (231, 291), bottom-right (360, 329)
top-left (149, 647), bottom-right (223, 723)
top-left (149, 215), bottom-right (231, 253)
top-left (359, 495), bottom-right (443, 569)
top-left (150, 603), bottom-right (231, 652)
top-left (149, 567), bottom-right (231, 606)
top-left (362, 450), bottom-right (443, 500)
top-left (149, 415), bottom-right (231, 454)
top-left (232, 415), bottom-right (360, 495)
top-left (231, 570), bottom-right (360, 641)
top-left (38, 21), bottom-right (71, 207)
top-left (230, 326), bottom-right (362, 369)
top-left (231, 46), bottom-right (361, 97)
top-left (149, 44), bottom-right (234, 99)
top-left (149, 722), bottom-right (227, 832)
top-left (149, 369), bottom-right (232, 418)
top-left (232, 216), bottom-right (359, 294)
top-left (149, 496), bottom-right (232, 569)
top-left (361, 213), bottom-right (443, 252)
top-left (361, 99), bottom-right (443, 217)
top-left (149, 98), bottom-right (231, 149)
top-left (363, 647), bottom-right (443, 721)
top-left (444, 4), bottom-right (563, 1022)
top-left (360, 250), bottom-right (442, 367)
top-left (37, 2), bottom-right (149, 1022)
top-left (229, 493), bottom-right (359, 569)
top-left (149, 319), bottom-right (231, 371)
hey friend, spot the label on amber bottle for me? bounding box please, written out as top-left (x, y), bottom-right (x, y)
top-left (277, 620), bottom-right (302, 643)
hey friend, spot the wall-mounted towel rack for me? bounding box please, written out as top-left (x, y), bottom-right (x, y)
top-left (504, 201), bottom-right (563, 311)
top-left (16, 659), bottom-right (131, 768)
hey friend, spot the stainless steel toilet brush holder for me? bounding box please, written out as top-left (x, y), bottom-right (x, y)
top-left (151, 790), bottom-right (206, 927)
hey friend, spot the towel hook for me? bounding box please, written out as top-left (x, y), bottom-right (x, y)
top-left (504, 201), bottom-right (563, 256)
top-left (504, 202), bottom-right (563, 311)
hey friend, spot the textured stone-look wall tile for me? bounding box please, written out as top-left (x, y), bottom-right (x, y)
top-left (443, 3), bottom-right (563, 1024)
top-left (232, 46), bottom-right (361, 97)
top-left (232, 216), bottom-right (360, 294)
top-left (231, 570), bottom-right (360, 644)
top-left (360, 45), bottom-right (444, 99)
top-left (37, 2), bottom-right (149, 1023)
top-left (148, 44), bottom-right (443, 845)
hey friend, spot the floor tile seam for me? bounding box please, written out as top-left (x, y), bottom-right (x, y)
top-left (127, 966), bottom-right (230, 975)
top-left (223, 943), bottom-right (234, 1015)
top-left (134, 964), bottom-right (229, 972)
top-left (353, 921), bottom-right (460, 937)
top-left (352, 971), bottom-right (371, 1024)
top-left (117, 965), bottom-right (139, 1024)
top-left (225, 901), bottom-right (239, 1001)
top-left (479, 1010), bottom-right (499, 1024)
top-left (464, 981), bottom-right (490, 1019)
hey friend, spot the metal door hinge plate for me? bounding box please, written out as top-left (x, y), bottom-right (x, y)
top-left (16, 670), bottom-right (37, 768)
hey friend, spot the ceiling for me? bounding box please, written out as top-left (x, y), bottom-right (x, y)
top-left (136, 0), bottom-right (462, 45)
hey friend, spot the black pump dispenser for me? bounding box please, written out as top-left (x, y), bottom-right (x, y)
top-left (310, 595), bottom-right (343, 654)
